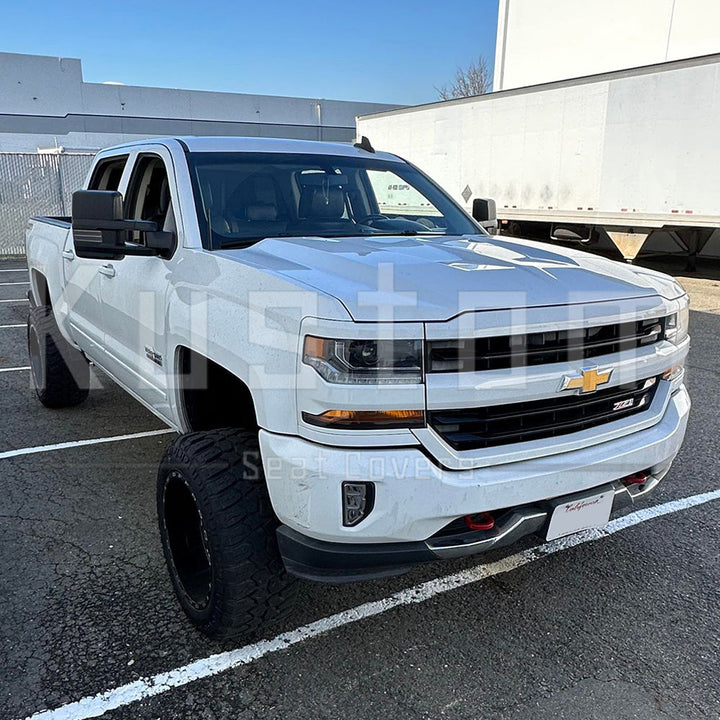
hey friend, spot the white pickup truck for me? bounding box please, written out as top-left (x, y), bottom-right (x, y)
top-left (26, 136), bottom-right (690, 640)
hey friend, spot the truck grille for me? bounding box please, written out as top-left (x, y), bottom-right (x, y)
top-left (426, 317), bottom-right (664, 373)
top-left (428, 376), bottom-right (660, 451)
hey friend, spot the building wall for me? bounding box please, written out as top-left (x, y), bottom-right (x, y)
top-left (0, 52), bottom-right (398, 151)
top-left (493, 0), bottom-right (720, 91)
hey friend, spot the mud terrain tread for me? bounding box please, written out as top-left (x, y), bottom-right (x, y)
top-left (27, 305), bottom-right (89, 408)
top-left (157, 428), bottom-right (297, 640)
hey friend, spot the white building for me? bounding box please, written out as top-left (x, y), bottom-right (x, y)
top-left (494, 0), bottom-right (720, 91)
top-left (0, 52), bottom-right (398, 152)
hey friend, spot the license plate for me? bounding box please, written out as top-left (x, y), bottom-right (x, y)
top-left (546, 489), bottom-right (614, 541)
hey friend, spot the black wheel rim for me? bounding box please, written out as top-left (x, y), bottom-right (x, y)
top-left (163, 472), bottom-right (212, 610)
top-left (28, 324), bottom-right (44, 391)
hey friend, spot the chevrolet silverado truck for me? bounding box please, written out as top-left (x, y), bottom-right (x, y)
top-left (25, 136), bottom-right (690, 640)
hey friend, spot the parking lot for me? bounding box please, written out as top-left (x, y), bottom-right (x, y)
top-left (1, 257), bottom-right (719, 720)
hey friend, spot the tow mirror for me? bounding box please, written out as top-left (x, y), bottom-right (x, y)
top-left (472, 197), bottom-right (498, 234)
top-left (71, 190), bottom-right (174, 259)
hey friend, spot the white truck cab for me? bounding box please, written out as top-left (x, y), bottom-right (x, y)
top-left (25, 136), bottom-right (690, 639)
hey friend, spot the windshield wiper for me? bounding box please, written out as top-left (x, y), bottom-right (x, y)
top-left (219, 230), bottom-right (442, 249)
top-left (219, 233), bottom-right (298, 249)
top-left (221, 233), bottom-right (367, 247)
top-left (367, 230), bottom-right (443, 237)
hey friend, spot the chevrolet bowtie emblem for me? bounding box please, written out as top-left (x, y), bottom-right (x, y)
top-left (560, 366), bottom-right (613, 394)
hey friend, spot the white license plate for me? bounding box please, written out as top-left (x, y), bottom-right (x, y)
top-left (546, 489), bottom-right (614, 541)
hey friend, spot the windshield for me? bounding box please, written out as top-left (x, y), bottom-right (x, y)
top-left (186, 152), bottom-right (482, 249)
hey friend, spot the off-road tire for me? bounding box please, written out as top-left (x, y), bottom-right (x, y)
top-left (157, 428), bottom-right (297, 641)
top-left (27, 305), bottom-right (90, 408)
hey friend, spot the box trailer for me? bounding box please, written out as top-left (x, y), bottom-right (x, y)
top-left (357, 53), bottom-right (720, 266)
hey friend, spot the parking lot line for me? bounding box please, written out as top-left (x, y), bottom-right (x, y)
top-left (0, 428), bottom-right (175, 461)
top-left (0, 281), bottom-right (29, 285)
top-left (0, 324), bottom-right (25, 328)
top-left (0, 298), bottom-right (28, 303)
top-left (0, 268), bottom-right (29, 272)
top-left (0, 366), bottom-right (31, 373)
top-left (20, 486), bottom-right (720, 720)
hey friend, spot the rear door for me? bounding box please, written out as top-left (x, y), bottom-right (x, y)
top-left (63, 154), bottom-right (129, 359)
top-left (98, 147), bottom-right (178, 411)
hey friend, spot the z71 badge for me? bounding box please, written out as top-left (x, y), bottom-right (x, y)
top-left (613, 398), bottom-right (635, 411)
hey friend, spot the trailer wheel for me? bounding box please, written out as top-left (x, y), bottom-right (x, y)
top-left (27, 305), bottom-right (89, 408)
top-left (157, 428), bottom-right (296, 641)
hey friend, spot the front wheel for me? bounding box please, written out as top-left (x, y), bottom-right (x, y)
top-left (157, 428), bottom-right (296, 641)
top-left (27, 305), bottom-right (89, 408)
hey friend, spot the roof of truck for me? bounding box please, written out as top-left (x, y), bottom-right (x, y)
top-left (101, 136), bottom-right (401, 161)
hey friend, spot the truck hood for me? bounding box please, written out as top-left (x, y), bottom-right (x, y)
top-left (229, 235), bottom-right (684, 322)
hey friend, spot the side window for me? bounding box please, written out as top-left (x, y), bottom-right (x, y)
top-left (124, 155), bottom-right (175, 241)
top-left (88, 155), bottom-right (129, 191)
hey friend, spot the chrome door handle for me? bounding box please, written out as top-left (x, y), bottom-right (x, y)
top-left (98, 264), bottom-right (116, 278)
top-left (62, 250), bottom-right (75, 261)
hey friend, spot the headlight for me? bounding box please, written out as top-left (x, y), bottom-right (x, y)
top-left (665, 304), bottom-right (689, 345)
top-left (303, 336), bottom-right (423, 384)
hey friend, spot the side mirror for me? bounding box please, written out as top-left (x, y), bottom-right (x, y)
top-left (472, 197), bottom-right (498, 234)
top-left (72, 190), bottom-right (174, 259)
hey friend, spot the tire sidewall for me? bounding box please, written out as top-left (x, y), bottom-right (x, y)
top-left (27, 305), bottom-right (89, 407)
top-left (156, 430), bottom-right (287, 639)
top-left (157, 466), bottom-right (218, 626)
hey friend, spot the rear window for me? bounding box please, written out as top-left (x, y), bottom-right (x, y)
top-left (88, 155), bottom-right (129, 191)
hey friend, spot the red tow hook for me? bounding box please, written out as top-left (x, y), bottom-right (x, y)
top-left (622, 471), bottom-right (649, 486)
top-left (464, 512), bottom-right (495, 531)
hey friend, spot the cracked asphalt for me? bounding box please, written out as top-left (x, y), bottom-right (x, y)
top-left (0, 257), bottom-right (718, 720)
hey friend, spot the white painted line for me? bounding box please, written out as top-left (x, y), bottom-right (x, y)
top-left (0, 298), bottom-right (28, 303)
top-left (0, 281), bottom-right (29, 285)
top-left (0, 428), bottom-right (175, 461)
top-left (21, 486), bottom-right (720, 720)
top-left (0, 268), bottom-right (29, 273)
top-left (0, 324), bottom-right (25, 329)
top-left (0, 366), bottom-right (30, 374)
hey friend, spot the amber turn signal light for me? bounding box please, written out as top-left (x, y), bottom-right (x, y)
top-left (662, 364), bottom-right (684, 381)
top-left (302, 409), bottom-right (425, 429)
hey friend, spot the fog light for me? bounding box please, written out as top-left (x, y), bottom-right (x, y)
top-left (342, 482), bottom-right (375, 527)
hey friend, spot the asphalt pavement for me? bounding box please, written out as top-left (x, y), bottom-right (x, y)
top-left (1, 257), bottom-right (718, 720)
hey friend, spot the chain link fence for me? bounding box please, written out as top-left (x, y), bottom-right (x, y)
top-left (0, 153), bottom-right (95, 256)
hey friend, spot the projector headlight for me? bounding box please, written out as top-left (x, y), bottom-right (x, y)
top-left (665, 303), bottom-right (689, 345)
top-left (303, 336), bottom-right (423, 384)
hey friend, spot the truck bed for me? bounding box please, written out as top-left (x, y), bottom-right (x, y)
top-left (31, 216), bottom-right (71, 226)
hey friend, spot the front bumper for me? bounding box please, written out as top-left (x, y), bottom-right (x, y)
top-left (260, 385), bottom-right (690, 546)
top-left (276, 470), bottom-right (668, 582)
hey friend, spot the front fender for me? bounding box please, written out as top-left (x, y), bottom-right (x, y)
top-left (164, 251), bottom-right (350, 434)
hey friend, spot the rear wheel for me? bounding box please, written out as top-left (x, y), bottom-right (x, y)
top-left (157, 428), bottom-right (296, 641)
top-left (27, 305), bottom-right (89, 408)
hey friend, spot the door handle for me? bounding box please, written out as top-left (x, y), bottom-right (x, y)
top-left (62, 250), bottom-right (75, 261)
top-left (99, 264), bottom-right (116, 278)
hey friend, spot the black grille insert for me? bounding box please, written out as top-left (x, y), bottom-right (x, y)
top-left (429, 376), bottom-right (660, 451)
top-left (427, 317), bottom-right (664, 373)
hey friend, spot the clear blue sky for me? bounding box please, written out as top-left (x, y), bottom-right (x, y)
top-left (1, 0), bottom-right (499, 105)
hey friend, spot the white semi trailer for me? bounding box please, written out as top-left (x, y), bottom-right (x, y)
top-left (357, 53), bottom-right (720, 267)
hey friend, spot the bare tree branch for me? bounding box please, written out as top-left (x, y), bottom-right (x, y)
top-left (437, 57), bottom-right (492, 100)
